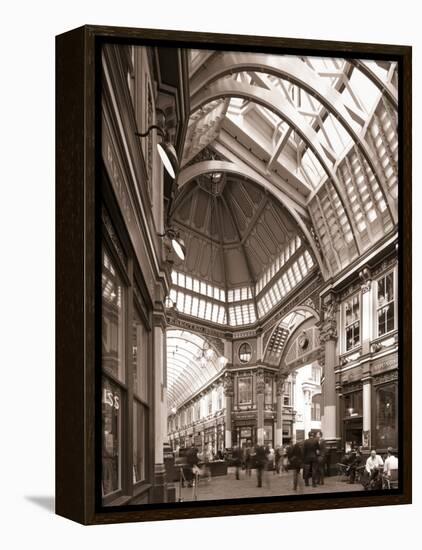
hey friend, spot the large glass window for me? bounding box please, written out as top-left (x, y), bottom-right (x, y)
top-left (133, 402), bottom-right (147, 483)
top-left (311, 394), bottom-right (321, 421)
top-left (284, 381), bottom-right (292, 406)
top-left (342, 390), bottom-right (363, 418)
top-left (344, 294), bottom-right (360, 351)
top-left (238, 377), bottom-right (252, 404)
top-left (375, 383), bottom-right (397, 448)
top-left (102, 250), bottom-right (126, 382)
top-left (102, 247), bottom-right (127, 500)
top-left (264, 424), bottom-right (273, 447)
top-left (264, 377), bottom-right (273, 406)
top-left (102, 378), bottom-right (122, 496)
top-left (377, 271), bottom-right (395, 336)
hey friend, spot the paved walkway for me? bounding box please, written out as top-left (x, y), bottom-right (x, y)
top-left (176, 467), bottom-right (360, 502)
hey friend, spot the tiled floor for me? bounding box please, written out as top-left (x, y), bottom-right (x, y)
top-left (175, 467), bottom-right (361, 502)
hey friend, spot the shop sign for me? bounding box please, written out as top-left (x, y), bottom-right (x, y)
top-left (102, 388), bottom-right (120, 410)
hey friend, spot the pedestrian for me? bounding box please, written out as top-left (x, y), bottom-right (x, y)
top-left (275, 446), bottom-right (282, 475)
top-left (255, 444), bottom-right (267, 487)
top-left (287, 440), bottom-right (304, 491)
top-left (186, 444), bottom-right (199, 487)
top-left (315, 431), bottom-right (326, 485)
top-left (282, 444), bottom-right (290, 473)
top-left (232, 445), bottom-right (242, 480)
top-left (244, 439), bottom-right (254, 477)
top-left (303, 431), bottom-right (318, 487)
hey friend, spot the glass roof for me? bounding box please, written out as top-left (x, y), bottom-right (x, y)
top-left (170, 49), bottom-right (398, 326)
top-left (167, 329), bottom-right (226, 410)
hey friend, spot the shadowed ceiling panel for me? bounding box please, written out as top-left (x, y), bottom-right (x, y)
top-left (224, 247), bottom-right (251, 286)
top-left (172, 174), bottom-right (303, 288)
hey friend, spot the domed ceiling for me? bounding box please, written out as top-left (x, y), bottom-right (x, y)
top-left (171, 170), bottom-right (300, 289)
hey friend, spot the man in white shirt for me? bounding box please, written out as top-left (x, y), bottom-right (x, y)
top-left (383, 447), bottom-right (398, 478)
top-left (365, 449), bottom-right (384, 474)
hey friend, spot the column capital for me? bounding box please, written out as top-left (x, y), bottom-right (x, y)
top-left (223, 372), bottom-right (234, 397)
top-left (276, 373), bottom-right (287, 396)
top-left (359, 266), bottom-right (372, 293)
top-left (319, 319), bottom-right (338, 343)
top-left (256, 367), bottom-right (265, 394)
top-left (153, 309), bottom-right (167, 330)
top-left (318, 293), bottom-right (338, 342)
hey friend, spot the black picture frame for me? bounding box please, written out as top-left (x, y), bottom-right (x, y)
top-left (56, 25), bottom-right (412, 525)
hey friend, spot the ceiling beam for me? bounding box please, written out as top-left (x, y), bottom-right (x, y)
top-left (191, 80), bottom-right (398, 249)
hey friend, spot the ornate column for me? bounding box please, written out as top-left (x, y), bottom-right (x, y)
top-left (256, 368), bottom-right (265, 445)
top-left (223, 373), bottom-right (234, 449)
top-left (152, 310), bottom-right (167, 502)
top-left (302, 383), bottom-right (313, 438)
top-left (275, 374), bottom-right (286, 447)
top-left (360, 267), bottom-right (372, 449)
top-left (359, 267), bottom-right (373, 354)
top-left (362, 376), bottom-right (372, 449)
top-left (319, 293), bottom-right (339, 443)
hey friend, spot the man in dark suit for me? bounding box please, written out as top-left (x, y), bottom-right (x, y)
top-left (288, 440), bottom-right (304, 490)
top-left (315, 430), bottom-right (327, 485)
top-left (303, 431), bottom-right (317, 487)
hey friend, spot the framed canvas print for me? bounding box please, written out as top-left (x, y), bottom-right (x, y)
top-left (56, 25), bottom-right (412, 525)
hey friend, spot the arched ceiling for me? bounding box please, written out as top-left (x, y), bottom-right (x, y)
top-left (167, 329), bottom-right (225, 410)
top-left (174, 50), bottom-right (399, 281)
top-left (172, 171), bottom-right (302, 289)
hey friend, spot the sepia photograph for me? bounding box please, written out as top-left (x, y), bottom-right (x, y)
top-left (99, 40), bottom-right (402, 509)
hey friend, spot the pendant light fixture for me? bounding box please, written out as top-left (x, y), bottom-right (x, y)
top-left (135, 109), bottom-right (179, 179)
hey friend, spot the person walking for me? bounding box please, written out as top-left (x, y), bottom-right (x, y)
top-left (303, 431), bottom-right (317, 487)
top-left (255, 444), bottom-right (267, 488)
top-left (244, 439), bottom-right (254, 477)
top-left (315, 431), bottom-right (327, 485)
top-left (287, 440), bottom-right (304, 491)
top-left (275, 446), bottom-right (282, 475)
top-left (232, 445), bottom-right (242, 480)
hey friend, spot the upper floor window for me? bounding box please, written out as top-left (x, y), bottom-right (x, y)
top-left (238, 377), bottom-right (252, 404)
top-left (207, 394), bottom-right (213, 415)
top-left (311, 365), bottom-right (321, 384)
top-left (344, 294), bottom-right (360, 351)
top-left (377, 271), bottom-right (395, 336)
top-left (284, 381), bottom-right (292, 406)
top-left (217, 386), bottom-right (223, 410)
top-left (264, 377), bottom-right (273, 406)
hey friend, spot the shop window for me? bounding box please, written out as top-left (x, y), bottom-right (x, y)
top-left (264, 424), bottom-right (273, 447)
top-left (133, 402), bottom-right (147, 483)
top-left (344, 294), bottom-right (360, 351)
top-left (375, 383), bottom-right (397, 448)
top-left (102, 250), bottom-right (126, 382)
top-left (102, 378), bottom-right (122, 497)
top-left (238, 377), bottom-right (252, 404)
top-left (377, 271), bottom-right (395, 336)
top-left (342, 390), bottom-right (363, 418)
top-left (132, 307), bottom-right (148, 402)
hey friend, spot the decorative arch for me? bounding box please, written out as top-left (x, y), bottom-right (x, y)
top-left (263, 307), bottom-right (319, 365)
top-left (166, 329), bottom-right (226, 411)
